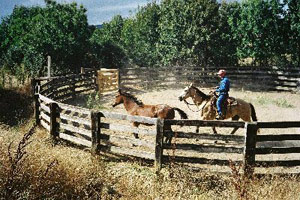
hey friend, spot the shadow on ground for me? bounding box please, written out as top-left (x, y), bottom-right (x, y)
top-left (0, 87), bottom-right (33, 126)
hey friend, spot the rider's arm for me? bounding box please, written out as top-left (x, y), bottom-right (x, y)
top-left (216, 78), bottom-right (229, 93)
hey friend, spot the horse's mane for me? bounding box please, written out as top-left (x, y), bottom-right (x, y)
top-left (191, 85), bottom-right (210, 100)
top-left (120, 91), bottom-right (144, 106)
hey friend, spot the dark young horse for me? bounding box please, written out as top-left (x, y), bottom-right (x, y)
top-left (112, 89), bottom-right (188, 143)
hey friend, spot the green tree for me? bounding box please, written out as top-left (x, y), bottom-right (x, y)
top-left (0, 0), bottom-right (91, 77)
top-left (121, 2), bottom-right (160, 67)
top-left (231, 0), bottom-right (286, 66)
top-left (89, 15), bottom-right (126, 69)
top-left (285, 0), bottom-right (300, 66)
top-left (157, 0), bottom-right (223, 67)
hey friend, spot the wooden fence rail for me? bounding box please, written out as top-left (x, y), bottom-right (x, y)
top-left (32, 69), bottom-right (300, 177)
top-left (120, 66), bottom-right (300, 92)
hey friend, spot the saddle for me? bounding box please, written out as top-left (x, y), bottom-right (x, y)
top-left (211, 94), bottom-right (238, 111)
top-left (227, 97), bottom-right (238, 106)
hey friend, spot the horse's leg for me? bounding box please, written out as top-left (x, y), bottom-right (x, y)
top-left (230, 115), bottom-right (240, 135)
top-left (196, 126), bottom-right (200, 133)
top-left (132, 122), bottom-right (140, 139)
top-left (212, 126), bottom-right (217, 134)
top-left (164, 124), bottom-right (173, 145)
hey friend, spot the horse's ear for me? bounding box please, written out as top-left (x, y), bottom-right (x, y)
top-left (189, 83), bottom-right (193, 87)
top-left (118, 89), bottom-right (122, 94)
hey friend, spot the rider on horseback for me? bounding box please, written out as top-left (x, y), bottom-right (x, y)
top-left (215, 69), bottom-right (230, 120)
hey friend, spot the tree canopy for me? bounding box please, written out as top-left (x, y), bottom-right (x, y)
top-left (0, 0), bottom-right (299, 79)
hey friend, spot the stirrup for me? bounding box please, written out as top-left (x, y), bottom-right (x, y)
top-left (216, 114), bottom-right (224, 120)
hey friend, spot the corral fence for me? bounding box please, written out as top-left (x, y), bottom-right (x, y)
top-left (97, 68), bottom-right (120, 94)
top-left (120, 66), bottom-right (300, 92)
top-left (32, 68), bottom-right (300, 177)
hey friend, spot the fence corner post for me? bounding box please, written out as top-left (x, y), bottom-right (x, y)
top-left (50, 102), bottom-right (59, 143)
top-left (32, 78), bottom-right (41, 125)
top-left (91, 111), bottom-right (101, 155)
top-left (243, 122), bottom-right (258, 179)
top-left (155, 118), bottom-right (165, 172)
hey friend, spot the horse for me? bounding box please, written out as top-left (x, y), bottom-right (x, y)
top-left (112, 89), bottom-right (188, 144)
top-left (178, 83), bottom-right (257, 135)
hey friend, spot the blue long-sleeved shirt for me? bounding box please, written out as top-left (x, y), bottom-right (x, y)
top-left (216, 77), bottom-right (230, 95)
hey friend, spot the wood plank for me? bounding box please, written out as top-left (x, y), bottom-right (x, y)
top-left (165, 119), bottom-right (245, 128)
top-left (256, 147), bottom-right (300, 154)
top-left (40, 103), bottom-right (50, 113)
top-left (57, 102), bottom-right (91, 116)
top-left (41, 119), bottom-right (50, 131)
top-left (172, 131), bottom-right (244, 142)
top-left (257, 140), bottom-right (300, 148)
top-left (59, 132), bottom-right (92, 147)
top-left (255, 160), bottom-right (300, 167)
top-left (40, 111), bottom-right (50, 123)
top-left (39, 94), bottom-right (55, 104)
top-left (257, 134), bottom-right (300, 142)
top-left (75, 87), bottom-right (96, 94)
top-left (100, 123), bottom-right (156, 135)
top-left (100, 134), bottom-right (155, 149)
top-left (164, 155), bottom-right (240, 166)
top-left (101, 111), bottom-right (157, 125)
top-left (101, 145), bottom-right (155, 160)
top-left (60, 123), bottom-right (91, 138)
top-left (257, 122), bottom-right (300, 128)
top-left (60, 113), bottom-right (91, 126)
top-left (164, 143), bottom-right (243, 154)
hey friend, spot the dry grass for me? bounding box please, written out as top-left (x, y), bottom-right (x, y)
top-left (1, 86), bottom-right (300, 199)
top-left (2, 122), bottom-right (300, 199)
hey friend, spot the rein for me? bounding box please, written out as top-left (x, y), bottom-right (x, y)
top-left (183, 99), bottom-right (209, 114)
top-left (183, 99), bottom-right (200, 112)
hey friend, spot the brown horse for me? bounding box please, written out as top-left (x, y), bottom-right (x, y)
top-left (112, 89), bottom-right (188, 143)
top-left (178, 83), bottom-right (257, 134)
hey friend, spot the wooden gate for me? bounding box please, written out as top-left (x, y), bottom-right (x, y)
top-left (97, 68), bottom-right (119, 94)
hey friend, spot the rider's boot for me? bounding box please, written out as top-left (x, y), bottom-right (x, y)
top-left (216, 112), bottom-right (224, 120)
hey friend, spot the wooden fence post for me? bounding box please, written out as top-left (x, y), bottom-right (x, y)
top-left (32, 78), bottom-right (41, 125)
top-left (155, 118), bottom-right (165, 172)
top-left (50, 102), bottom-right (59, 142)
top-left (95, 70), bottom-right (99, 92)
top-left (117, 69), bottom-right (120, 89)
top-left (47, 56), bottom-right (51, 78)
top-left (91, 111), bottom-right (101, 155)
top-left (243, 122), bottom-right (258, 178)
top-left (80, 67), bottom-right (85, 74)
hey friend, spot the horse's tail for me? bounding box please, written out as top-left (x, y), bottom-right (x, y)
top-left (173, 108), bottom-right (188, 119)
top-left (250, 103), bottom-right (257, 122)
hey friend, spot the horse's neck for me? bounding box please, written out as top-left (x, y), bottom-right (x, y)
top-left (123, 97), bottom-right (139, 112)
top-left (191, 89), bottom-right (207, 106)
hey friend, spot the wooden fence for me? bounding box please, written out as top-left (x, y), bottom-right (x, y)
top-left (32, 69), bottom-right (300, 177)
top-left (97, 68), bottom-right (119, 94)
top-left (120, 66), bottom-right (300, 92)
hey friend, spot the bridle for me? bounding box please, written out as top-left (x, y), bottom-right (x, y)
top-left (183, 96), bottom-right (209, 115)
top-left (183, 99), bottom-right (200, 112)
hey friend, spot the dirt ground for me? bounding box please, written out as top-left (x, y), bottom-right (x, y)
top-left (98, 86), bottom-right (300, 174)
top-left (102, 87), bottom-right (300, 130)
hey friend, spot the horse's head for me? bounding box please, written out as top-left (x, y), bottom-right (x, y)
top-left (112, 89), bottom-right (124, 107)
top-left (178, 83), bottom-right (194, 101)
